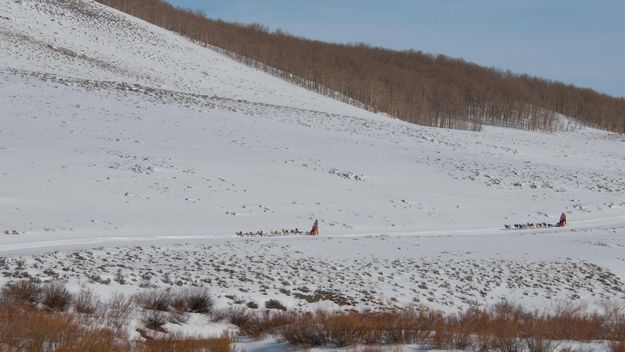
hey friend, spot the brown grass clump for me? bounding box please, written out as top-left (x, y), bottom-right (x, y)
top-left (0, 304), bottom-right (127, 352)
top-left (141, 333), bottom-right (235, 352)
top-left (609, 342), bottom-right (625, 352)
top-left (238, 311), bottom-right (295, 339)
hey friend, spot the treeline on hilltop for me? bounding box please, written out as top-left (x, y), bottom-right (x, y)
top-left (96, 0), bottom-right (625, 132)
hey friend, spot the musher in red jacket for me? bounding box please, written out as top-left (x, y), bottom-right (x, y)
top-left (309, 219), bottom-right (319, 236)
top-left (557, 212), bottom-right (567, 227)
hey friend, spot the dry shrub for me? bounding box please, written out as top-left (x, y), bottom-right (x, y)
top-left (492, 336), bottom-right (525, 352)
top-left (171, 287), bottom-right (213, 313)
top-left (325, 313), bottom-right (370, 347)
top-left (227, 307), bottom-right (253, 327)
top-left (436, 315), bottom-right (476, 350)
top-left (449, 332), bottom-right (473, 350)
top-left (74, 288), bottom-right (99, 314)
top-left (135, 289), bottom-right (172, 311)
top-left (431, 324), bottom-right (452, 350)
top-left (455, 306), bottom-right (494, 335)
top-left (385, 308), bottom-right (440, 344)
top-left (610, 342), bottom-right (625, 352)
top-left (362, 347), bottom-right (384, 352)
top-left (41, 281), bottom-right (73, 311)
top-left (1, 280), bottom-right (41, 305)
top-left (104, 292), bottom-right (134, 327)
top-left (362, 309), bottom-right (440, 345)
top-left (265, 299), bottom-right (287, 311)
top-left (143, 310), bottom-right (168, 332)
top-left (472, 335), bottom-right (494, 352)
top-left (210, 307), bottom-right (230, 322)
top-left (282, 313), bottom-right (329, 346)
top-left (239, 311), bottom-right (296, 340)
top-left (490, 301), bottom-right (529, 337)
top-left (543, 303), bottom-right (608, 340)
top-left (524, 336), bottom-right (558, 352)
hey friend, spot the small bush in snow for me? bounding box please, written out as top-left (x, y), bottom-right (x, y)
top-left (143, 310), bottom-right (168, 331)
top-left (104, 293), bottom-right (134, 327)
top-left (135, 289), bottom-right (172, 311)
top-left (492, 336), bottom-right (525, 352)
top-left (114, 269), bottom-right (126, 285)
top-left (210, 308), bottom-right (230, 322)
top-left (73, 288), bottom-right (99, 314)
top-left (524, 336), bottom-right (558, 352)
top-left (227, 307), bottom-right (252, 327)
top-left (41, 281), bottom-right (73, 311)
top-left (171, 287), bottom-right (213, 314)
top-left (265, 299), bottom-right (287, 311)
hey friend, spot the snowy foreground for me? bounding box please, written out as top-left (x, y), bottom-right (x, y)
top-left (1, 0), bottom-right (625, 349)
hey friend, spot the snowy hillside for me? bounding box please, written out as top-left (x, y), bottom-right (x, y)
top-left (2, 0), bottom-right (625, 320)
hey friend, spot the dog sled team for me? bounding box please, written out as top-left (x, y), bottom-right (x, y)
top-left (237, 220), bottom-right (319, 237)
top-left (504, 212), bottom-right (567, 230)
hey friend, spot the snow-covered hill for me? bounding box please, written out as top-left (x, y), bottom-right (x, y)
top-left (1, 0), bottom-right (625, 317)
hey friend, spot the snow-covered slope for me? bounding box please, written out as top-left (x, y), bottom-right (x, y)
top-left (0, 0), bottom-right (370, 115)
top-left (1, 0), bottom-right (625, 316)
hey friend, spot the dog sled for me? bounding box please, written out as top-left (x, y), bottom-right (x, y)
top-left (236, 220), bottom-right (320, 237)
top-left (503, 213), bottom-right (567, 230)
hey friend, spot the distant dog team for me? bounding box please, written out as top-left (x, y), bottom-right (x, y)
top-left (504, 212), bottom-right (567, 230)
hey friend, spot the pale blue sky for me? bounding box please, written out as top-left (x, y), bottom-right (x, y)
top-left (169, 0), bottom-right (625, 98)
